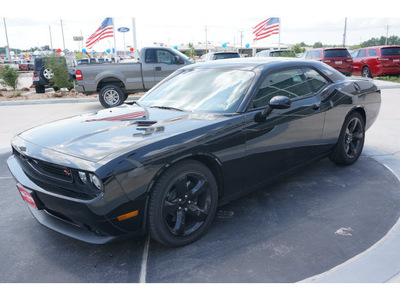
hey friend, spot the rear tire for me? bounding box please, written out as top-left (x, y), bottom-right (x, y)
top-left (147, 160), bottom-right (218, 247)
top-left (35, 85), bottom-right (45, 94)
top-left (329, 112), bottom-right (365, 165)
top-left (362, 66), bottom-right (372, 78)
top-left (99, 85), bottom-right (125, 108)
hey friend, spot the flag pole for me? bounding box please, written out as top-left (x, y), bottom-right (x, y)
top-left (112, 18), bottom-right (117, 61)
top-left (132, 17), bottom-right (138, 60)
top-left (278, 17), bottom-right (281, 50)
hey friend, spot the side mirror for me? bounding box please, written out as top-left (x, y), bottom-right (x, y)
top-left (174, 56), bottom-right (183, 64)
top-left (269, 96), bottom-right (292, 109)
top-left (254, 96), bottom-right (292, 122)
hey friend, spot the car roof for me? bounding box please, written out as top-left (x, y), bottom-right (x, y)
top-left (312, 47), bottom-right (348, 51)
top-left (212, 51), bottom-right (240, 54)
top-left (354, 45), bottom-right (400, 50)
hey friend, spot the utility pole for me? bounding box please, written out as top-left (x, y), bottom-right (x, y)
top-left (60, 19), bottom-right (66, 51)
top-left (385, 25), bottom-right (389, 45)
top-left (239, 31), bottom-right (243, 55)
top-left (49, 25), bottom-right (53, 52)
top-left (342, 17), bottom-right (347, 47)
top-left (204, 26), bottom-right (208, 53)
top-left (3, 18), bottom-right (11, 60)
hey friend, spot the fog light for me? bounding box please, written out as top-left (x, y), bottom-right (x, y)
top-left (78, 171), bottom-right (87, 184)
top-left (89, 174), bottom-right (102, 190)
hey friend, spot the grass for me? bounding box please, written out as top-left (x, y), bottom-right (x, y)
top-left (375, 75), bottom-right (400, 83)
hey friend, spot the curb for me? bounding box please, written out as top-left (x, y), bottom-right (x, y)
top-left (0, 96), bottom-right (141, 106)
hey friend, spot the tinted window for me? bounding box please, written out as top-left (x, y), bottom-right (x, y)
top-left (351, 50), bottom-right (359, 58)
top-left (313, 50), bottom-right (321, 59)
top-left (381, 47), bottom-right (400, 56)
top-left (324, 49), bottom-right (350, 58)
top-left (271, 50), bottom-right (296, 57)
top-left (358, 49), bottom-right (367, 58)
top-left (368, 49), bottom-right (377, 56)
top-left (139, 69), bottom-right (254, 113)
top-left (214, 53), bottom-right (240, 60)
top-left (303, 68), bottom-right (328, 93)
top-left (252, 69), bottom-right (313, 108)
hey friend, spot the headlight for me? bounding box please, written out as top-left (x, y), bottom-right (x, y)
top-left (89, 174), bottom-right (102, 190)
top-left (78, 171), bottom-right (87, 184)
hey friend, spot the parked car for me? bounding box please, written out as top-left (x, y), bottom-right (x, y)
top-left (351, 45), bottom-right (400, 78)
top-left (304, 47), bottom-right (353, 76)
top-left (202, 51), bottom-right (241, 60)
top-left (7, 58), bottom-right (381, 247)
top-left (256, 49), bottom-right (296, 57)
top-left (18, 62), bottom-right (34, 71)
top-left (74, 47), bottom-right (193, 108)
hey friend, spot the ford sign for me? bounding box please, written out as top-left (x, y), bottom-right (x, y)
top-left (117, 27), bottom-right (130, 33)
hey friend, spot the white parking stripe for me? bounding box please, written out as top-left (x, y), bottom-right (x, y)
top-left (139, 236), bottom-right (150, 283)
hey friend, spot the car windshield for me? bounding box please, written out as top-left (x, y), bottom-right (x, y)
top-left (324, 49), bottom-right (350, 58)
top-left (138, 68), bottom-right (255, 113)
top-left (381, 47), bottom-right (400, 56)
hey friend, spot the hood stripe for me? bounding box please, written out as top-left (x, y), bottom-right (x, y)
top-left (84, 111), bottom-right (146, 122)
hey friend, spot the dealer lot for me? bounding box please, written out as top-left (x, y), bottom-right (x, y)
top-left (1, 87), bottom-right (400, 283)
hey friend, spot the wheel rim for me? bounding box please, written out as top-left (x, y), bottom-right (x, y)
top-left (362, 68), bottom-right (369, 77)
top-left (344, 117), bottom-right (363, 158)
top-left (162, 173), bottom-right (212, 237)
top-left (43, 68), bottom-right (54, 80)
top-left (104, 89), bottom-right (120, 105)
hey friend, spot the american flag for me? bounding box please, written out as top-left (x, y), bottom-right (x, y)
top-left (253, 18), bottom-right (280, 42)
top-left (85, 18), bottom-right (114, 49)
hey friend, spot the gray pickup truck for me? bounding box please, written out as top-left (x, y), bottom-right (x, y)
top-left (74, 47), bottom-right (194, 107)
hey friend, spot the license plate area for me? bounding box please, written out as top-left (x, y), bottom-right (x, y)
top-left (335, 60), bottom-right (343, 65)
top-left (17, 185), bottom-right (41, 210)
top-left (394, 59), bottom-right (400, 63)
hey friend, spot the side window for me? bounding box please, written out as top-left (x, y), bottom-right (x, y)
top-left (303, 68), bottom-right (328, 93)
top-left (351, 50), bottom-right (359, 58)
top-left (313, 50), bottom-right (321, 59)
top-left (358, 49), bottom-right (367, 58)
top-left (305, 51), bottom-right (312, 59)
top-left (145, 49), bottom-right (156, 63)
top-left (368, 49), bottom-right (377, 56)
top-left (156, 50), bottom-right (175, 64)
top-left (252, 69), bottom-right (313, 109)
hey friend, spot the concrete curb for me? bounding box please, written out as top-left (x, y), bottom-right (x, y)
top-left (301, 146), bottom-right (400, 283)
top-left (0, 96), bottom-right (141, 106)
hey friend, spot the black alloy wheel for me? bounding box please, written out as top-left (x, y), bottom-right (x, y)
top-left (329, 111), bottom-right (365, 165)
top-left (147, 160), bottom-right (218, 247)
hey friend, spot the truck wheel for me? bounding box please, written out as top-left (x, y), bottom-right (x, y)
top-left (35, 85), bottom-right (45, 94)
top-left (99, 85), bottom-right (125, 108)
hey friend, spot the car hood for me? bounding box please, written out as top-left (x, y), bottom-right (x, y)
top-left (15, 104), bottom-right (227, 162)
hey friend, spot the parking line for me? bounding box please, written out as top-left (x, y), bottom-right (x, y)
top-left (139, 235), bottom-right (150, 283)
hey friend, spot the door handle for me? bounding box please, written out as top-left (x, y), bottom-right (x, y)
top-left (155, 67), bottom-right (162, 71)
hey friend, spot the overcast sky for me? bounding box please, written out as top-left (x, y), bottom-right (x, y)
top-left (1, 0), bottom-right (400, 52)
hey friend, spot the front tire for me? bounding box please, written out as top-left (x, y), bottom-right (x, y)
top-left (329, 112), bottom-right (365, 165)
top-left (99, 85), bottom-right (125, 108)
top-left (147, 160), bottom-right (218, 247)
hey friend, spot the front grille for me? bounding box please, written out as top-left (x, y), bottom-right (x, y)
top-left (28, 158), bottom-right (73, 182)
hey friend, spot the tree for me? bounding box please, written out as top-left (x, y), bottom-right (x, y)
top-left (45, 56), bottom-right (73, 90)
top-left (185, 43), bottom-right (196, 59)
top-left (313, 42), bottom-right (323, 48)
top-left (292, 44), bottom-right (305, 54)
top-left (0, 65), bottom-right (19, 90)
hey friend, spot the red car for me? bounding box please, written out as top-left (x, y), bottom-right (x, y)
top-left (351, 46), bottom-right (400, 78)
top-left (304, 47), bottom-right (353, 76)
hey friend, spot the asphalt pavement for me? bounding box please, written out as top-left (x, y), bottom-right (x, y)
top-left (1, 82), bottom-right (400, 283)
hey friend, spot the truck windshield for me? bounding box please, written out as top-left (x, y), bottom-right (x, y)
top-left (138, 68), bottom-right (255, 113)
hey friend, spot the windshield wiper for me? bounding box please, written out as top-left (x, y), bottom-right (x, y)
top-left (149, 105), bottom-right (186, 112)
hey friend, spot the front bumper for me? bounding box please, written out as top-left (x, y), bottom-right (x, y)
top-left (7, 154), bottom-right (147, 244)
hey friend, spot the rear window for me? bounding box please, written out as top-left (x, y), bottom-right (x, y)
top-left (324, 49), bottom-right (350, 58)
top-left (214, 53), bottom-right (240, 60)
top-left (270, 51), bottom-right (296, 57)
top-left (381, 47), bottom-right (400, 56)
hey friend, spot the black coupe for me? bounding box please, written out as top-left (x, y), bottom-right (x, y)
top-left (7, 58), bottom-right (381, 246)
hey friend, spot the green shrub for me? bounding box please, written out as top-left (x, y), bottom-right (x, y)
top-left (0, 65), bottom-right (19, 90)
top-left (45, 56), bottom-right (73, 90)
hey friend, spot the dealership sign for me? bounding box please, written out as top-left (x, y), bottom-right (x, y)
top-left (117, 27), bottom-right (130, 33)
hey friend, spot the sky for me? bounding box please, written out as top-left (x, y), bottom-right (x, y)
top-left (1, 0), bottom-right (400, 52)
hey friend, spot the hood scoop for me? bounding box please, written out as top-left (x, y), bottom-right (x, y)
top-left (135, 120), bottom-right (158, 127)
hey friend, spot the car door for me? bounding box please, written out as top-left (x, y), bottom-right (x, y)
top-left (244, 67), bottom-right (328, 190)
